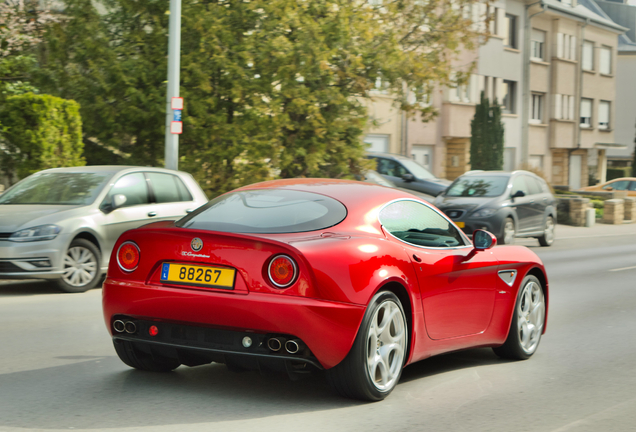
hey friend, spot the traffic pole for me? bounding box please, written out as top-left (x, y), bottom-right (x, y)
top-left (164, 0), bottom-right (182, 170)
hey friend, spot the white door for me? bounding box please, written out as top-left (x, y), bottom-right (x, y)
top-left (411, 145), bottom-right (434, 172)
top-left (569, 155), bottom-right (582, 190)
top-left (363, 134), bottom-right (389, 153)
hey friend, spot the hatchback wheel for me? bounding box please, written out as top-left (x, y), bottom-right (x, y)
top-left (326, 291), bottom-right (407, 401)
top-left (538, 216), bottom-right (555, 247)
top-left (56, 239), bottom-right (101, 293)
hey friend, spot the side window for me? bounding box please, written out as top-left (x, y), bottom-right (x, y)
top-left (628, 181), bottom-right (636, 192)
top-left (605, 180), bottom-right (628, 191)
top-left (525, 176), bottom-right (542, 195)
top-left (379, 200), bottom-right (467, 248)
top-left (511, 176), bottom-right (529, 197)
top-left (104, 173), bottom-right (149, 208)
top-left (377, 159), bottom-right (405, 177)
top-left (146, 172), bottom-right (193, 203)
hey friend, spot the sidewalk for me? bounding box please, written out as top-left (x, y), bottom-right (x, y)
top-left (556, 221), bottom-right (636, 240)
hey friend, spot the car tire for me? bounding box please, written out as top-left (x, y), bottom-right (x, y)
top-left (56, 238), bottom-right (102, 293)
top-left (326, 291), bottom-right (408, 401)
top-left (113, 339), bottom-right (181, 372)
top-left (537, 216), bottom-right (555, 247)
top-left (499, 217), bottom-right (516, 245)
top-left (493, 275), bottom-right (545, 360)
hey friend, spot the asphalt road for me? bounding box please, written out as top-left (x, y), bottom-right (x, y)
top-left (1, 224), bottom-right (636, 432)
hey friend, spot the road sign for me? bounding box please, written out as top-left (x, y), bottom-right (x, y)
top-left (173, 110), bottom-right (182, 121)
top-left (170, 121), bottom-right (183, 134)
top-left (171, 97), bottom-right (184, 110)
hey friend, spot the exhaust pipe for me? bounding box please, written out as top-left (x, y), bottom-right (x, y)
top-left (124, 321), bottom-right (137, 334)
top-left (285, 339), bottom-right (301, 354)
top-left (267, 337), bottom-right (282, 352)
top-left (113, 320), bottom-right (125, 333)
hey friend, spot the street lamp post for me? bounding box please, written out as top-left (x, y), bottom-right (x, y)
top-left (164, 0), bottom-right (182, 171)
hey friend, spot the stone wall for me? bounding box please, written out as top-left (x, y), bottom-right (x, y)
top-left (624, 197), bottom-right (636, 222)
top-left (602, 199), bottom-right (624, 225)
top-left (569, 197), bottom-right (590, 227)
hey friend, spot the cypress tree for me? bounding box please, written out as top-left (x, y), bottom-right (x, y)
top-left (470, 91), bottom-right (505, 170)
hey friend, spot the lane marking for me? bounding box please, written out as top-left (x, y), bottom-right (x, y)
top-left (608, 265), bottom-right (636, 272)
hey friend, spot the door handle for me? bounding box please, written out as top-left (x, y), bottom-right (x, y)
top-left (530, 200), bottom-right (535, 204)
top-left (413, 254), bottom-right (422, 262)
top-left (147, 211), bottom-right (157, 217)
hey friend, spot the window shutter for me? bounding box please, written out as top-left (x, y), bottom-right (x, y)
top-left (570, 36), bottom-right (577, 60)
top-left (557, 33), bottom-right (564, 58)
top-left (554, 94), bottom-right (562, 119)
top-left (599, 101), bottom-right (610, 125)
top-left (496, 78), bottom-right (506, 105)
top-left (568, 96), bottom-right (575, 120)
top-left (600, 47), bottom-right (612, 74)
top-left (583, 41), bottom-right (594, 70)
top-left (470, 74), bottom-right (479, 103)
top-left (562, 95), bottom-right (569, 120)
top-left (580, 99), bottom-right (592, 118)
top-left (497, 8), bottom-right (506, 38)
top-left (564, 35), bottom-right (570, 60)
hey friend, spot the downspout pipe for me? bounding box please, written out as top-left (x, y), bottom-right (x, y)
top-left (521, 1), bottom-right (547, 167)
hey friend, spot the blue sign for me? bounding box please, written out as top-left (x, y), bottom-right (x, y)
top-left (173, 110), bottom-right (182, 121)
top-left (161, 263), bottom-right (170, 280)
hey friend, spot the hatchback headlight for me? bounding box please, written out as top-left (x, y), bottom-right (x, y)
top-left (471, 208), bottom-right (497, 218)
top-left (9, 225), bottom-right (62, 242)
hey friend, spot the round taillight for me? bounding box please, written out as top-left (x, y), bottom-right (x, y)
top-left (268, 255), bottom-right (297, 288)
top-left (117, 241), bottom-right (140, 272)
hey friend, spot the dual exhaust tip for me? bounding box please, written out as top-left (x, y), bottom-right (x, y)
top-left (267, 337), bottom-right (303, 354)
top-left (113, 320), bottom-right (136, 334)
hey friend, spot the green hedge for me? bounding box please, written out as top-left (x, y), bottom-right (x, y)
top-left (0, 93), bottom-right (85, 180)
top-left (606, 167), bottom-right (631, 181)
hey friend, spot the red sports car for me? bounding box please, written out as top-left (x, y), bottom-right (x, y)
top-left (103, 179), bottom-right (548, 401)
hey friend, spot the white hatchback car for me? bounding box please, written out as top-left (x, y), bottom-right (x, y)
top-left (0, 166), bottom-right (208, 292)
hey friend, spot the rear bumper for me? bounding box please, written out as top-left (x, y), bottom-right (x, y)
top-left (103, 278), bottom-right (366, 369)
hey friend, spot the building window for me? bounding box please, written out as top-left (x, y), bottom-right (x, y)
top-left (556, 33), bottom-right (577, 60)
top-left (531, 29), bottom-right (546, 61)
top-left (598, 101), bottom-right (610, 130)
top-left (582, 40), bottom-right (594, 71)
top-left (502, 80), bottom-right (516, 114)
top-left (503, 14), bottom-right (517, 48)
top-left (600, 46), bottom-right (612, 74)
top-left (580, 98), bottom-right (593, 128)
top-left (530, 93), bottom-right (544, 124)
top-left (554, 94), bottom-right (575, 120)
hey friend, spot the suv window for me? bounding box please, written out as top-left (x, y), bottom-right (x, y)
top-left (511, 176), bottom-right (529, 197)
top-left (379, 200), bottom-right (467, 248)
top-left (374, 158), bottom-right (408, 178)
top-left (104, 173), bottom-right (149, 208)
top-left (177, 189), bottom-right (347, 234)
top-left (146, 172), bottom-right (193, 203)
top-left (525, 176), bottom-right (542, 195)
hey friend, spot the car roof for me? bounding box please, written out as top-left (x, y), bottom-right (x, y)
top-left (460, 170), bottom-right (540, 178)
top-left (36, 166), bottom-right (190, 176)
top-left (366, 152), bottom-right (411, 161)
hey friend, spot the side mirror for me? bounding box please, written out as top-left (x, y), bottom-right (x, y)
top-left (511, 190), bottom-right (525, 199)
top-left (605, 186), bottom-right (614, 191)
top-left (473, 229), bottom-right (497, 250)
top-left (402, 173), bottom-right (415, 182)
top-left (112, 194), bottom-right (127, 209)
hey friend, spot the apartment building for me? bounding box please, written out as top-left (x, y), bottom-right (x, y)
top-left (364, 0), bottom-right (627, 188)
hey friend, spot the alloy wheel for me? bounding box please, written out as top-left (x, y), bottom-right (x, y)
top-left (62, 246), bottom-right (98, 287)
top-left (365, 299), bottom-right (407, 391)
top-left (517, 280), bottom-right (545, 355)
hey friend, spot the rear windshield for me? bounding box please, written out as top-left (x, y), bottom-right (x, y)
top-left (176, 189), bottom-right (347, 233)
top-left (445, 175), bottom-right (510, 197)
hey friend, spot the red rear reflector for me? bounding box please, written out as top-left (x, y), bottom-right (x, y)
top-left (149, 325), bottom-right (159, 336)
top-left (117, 242), bottom-right (140, 272)
top-left (268, 255), bottom-right (297, 288)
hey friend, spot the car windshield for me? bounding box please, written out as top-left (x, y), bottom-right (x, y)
top-left (445, 175), bottom-right (510, 197)
top-left (399, 158), bottom-right (435, 180)
top-left (177, 189), bottom-right (347, 233)
top-left (0, 172), bottom-right (112, 205)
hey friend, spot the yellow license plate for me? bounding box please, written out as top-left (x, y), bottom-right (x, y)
top-left (160, 263), bottom-right (235, 289)
top-left (455, 222), bottom-right (465, 228)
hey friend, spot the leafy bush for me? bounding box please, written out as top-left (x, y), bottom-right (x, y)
top-left (606, 167), bottom-right (631, 181)
top-left (0, 93), bottom-right (85, 181)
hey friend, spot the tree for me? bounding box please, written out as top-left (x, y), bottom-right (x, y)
top-left (38, 0), bottom-right (484, 197)
top-left (0, 93), bottom-right (84, 180)
top-left (470, 92), bottom-right (504, 170)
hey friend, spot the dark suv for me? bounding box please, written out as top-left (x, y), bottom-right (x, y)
top-left (433, 170), bottom-right (557, 246)
top-left (367, 152), bottom-right (451, 196)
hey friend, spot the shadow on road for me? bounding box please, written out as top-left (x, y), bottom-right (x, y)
top-left (0, 279), bottom-right (59, 296)
top-left (0, 348), bottom-right (506, 430)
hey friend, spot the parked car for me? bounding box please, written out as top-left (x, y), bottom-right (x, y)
top-left (0, 166), bottom-right (208, 292)
top-left (103, 179), bottom-right (548, 401)
top-left (363, 170), bottom-right (434, 202)
top-left (366, 152), bottom-right (451, 196)
top-left (578, 177), bottom-right (636, 196)
top-left (434, 170), bottom-right (557, 246)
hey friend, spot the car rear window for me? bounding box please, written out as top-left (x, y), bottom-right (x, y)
top-left (445, 175), bottom-right (510, 197)
top-left (176, 189), bottom-right (347, 234)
